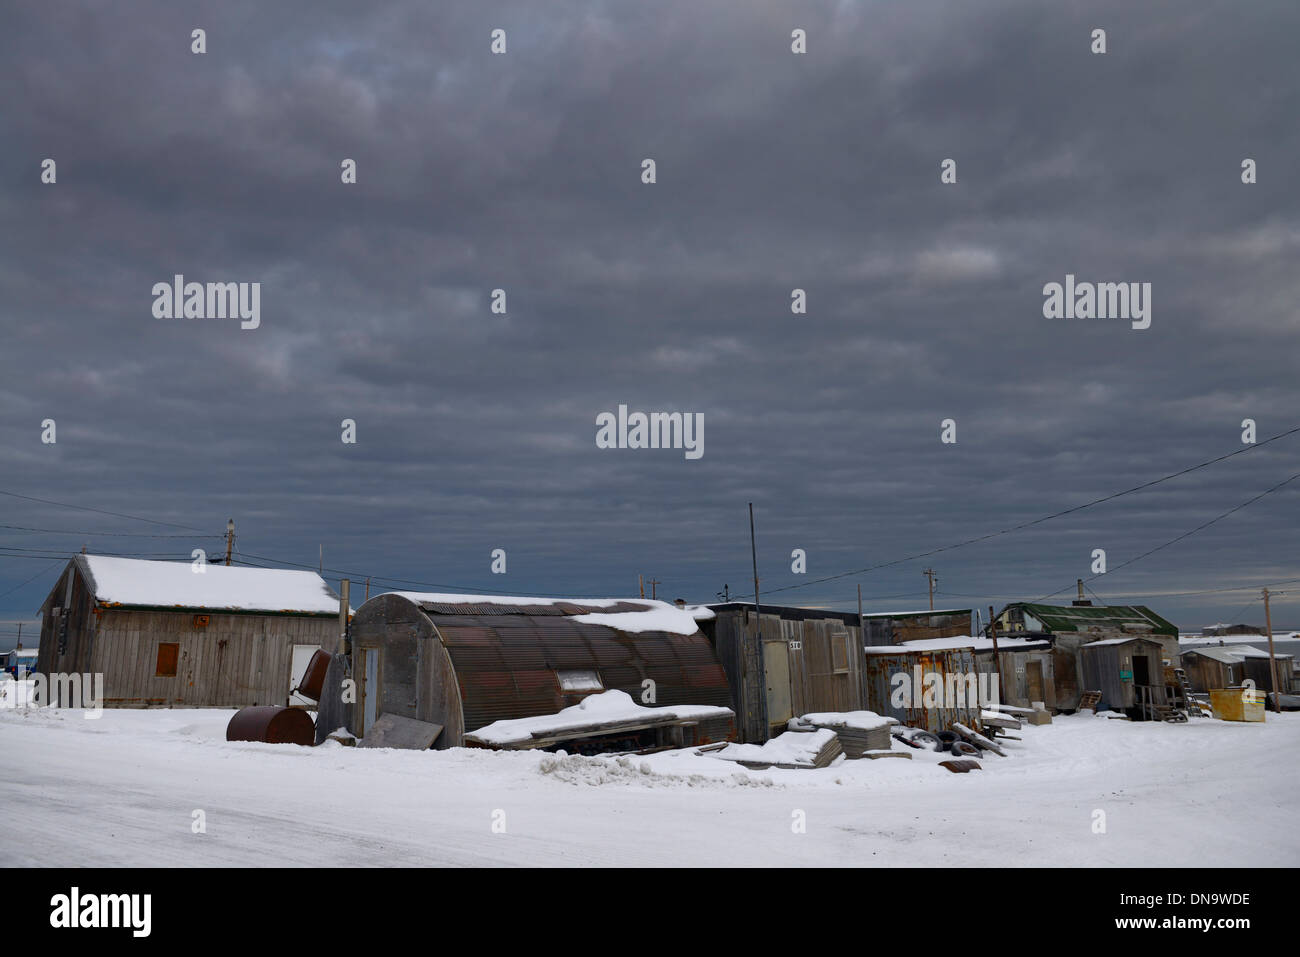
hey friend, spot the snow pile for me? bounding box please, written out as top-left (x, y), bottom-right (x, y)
top-left (466, 689), bottom-right (733, 746)
top-left (714, 728), bottom-right (839, 767)
top-left (83, 555), bottom-right (341, 614)
top-left (0, 678), bottom-right (36, 707)
top-left (537, 753), bottom-right (774, 789)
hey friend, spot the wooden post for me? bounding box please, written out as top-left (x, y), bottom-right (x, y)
top-left (988, 605), bottom-right (1005, 708)
top-left (1263, 587), bottom-right (1281, 713)
top-left (923, 568), bottom-right (937, 610)
top-left (339, 579), bottom-right (351, 657)
top-left (649, 578), bottom-right (660, 600)
top-left (639, 575), bottom-right (644, 599)
top-left (364, 577), bottom-right (370, 602)
top-left (225, 519), bottom-right (234, 566)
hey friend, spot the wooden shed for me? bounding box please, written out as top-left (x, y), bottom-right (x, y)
top-left (895, 635), bottom-right (1057, 710)
top-left (34, 555), bottom-right (342, 708)
top-left (1078, 636), bottom-right (1168, 717)
top-left (699, 603), bottom-right (867, 743)
top-left (1181, 646), bottom-right (1293, 695)
top-left (345, 592), bottom-right (736, 750)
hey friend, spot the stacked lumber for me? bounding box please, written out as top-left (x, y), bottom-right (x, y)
top-left (790, 711), bottom-right (896, 758)
top-left (713, 728), bottom-right (843, 770)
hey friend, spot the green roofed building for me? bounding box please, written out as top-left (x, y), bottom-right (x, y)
top-left (992, 600), bottom-right (1182, 716)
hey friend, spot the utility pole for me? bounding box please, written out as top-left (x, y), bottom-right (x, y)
top-left (364, 577), bottom-right (371, 602)
top-left (338, 579), bottom-right (351, 656)
top-left (225, 519), bottom-right (235, 566)
top-left (639, 574), bottom-right (645, 599)
top-left (857, 584), bottom-right (864, 646)
top-left (1263, 587), bottom-right (1281, 713)
top-left (923, 568), bottom-right (938, 610)
top-left (319, 544), bottom-right (323, 575)
top-left (988, 604), bottom-right (1005, 708)
top-left (749, 502), bottom-right (762, 625)
top-left (648, 578), bottom-right (661, 600)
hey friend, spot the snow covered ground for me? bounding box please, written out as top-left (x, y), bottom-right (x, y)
top-left (2, 703), bottom-right (1297, 867)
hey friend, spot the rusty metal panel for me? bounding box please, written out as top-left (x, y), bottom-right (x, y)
top-left (863, 647), bottom-right (981, 732)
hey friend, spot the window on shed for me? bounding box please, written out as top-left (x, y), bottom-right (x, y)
top-left (831, 632), bottom-right (850, 674)
top-left (557, 669), bottom-right (603, 692)
top-left (155, 642), bottom-right (179, 678)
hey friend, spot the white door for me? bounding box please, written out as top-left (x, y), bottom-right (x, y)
top-left (288, 644), bottom-right (319, 706)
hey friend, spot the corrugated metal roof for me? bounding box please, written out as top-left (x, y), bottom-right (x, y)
top-left (1005, 602), bottom-right (1178, 636)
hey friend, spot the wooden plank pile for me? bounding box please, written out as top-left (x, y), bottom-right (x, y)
top-left (714, 728), bottom-right (843, 770)
top-left (789, 711), bottom-right (896, 758)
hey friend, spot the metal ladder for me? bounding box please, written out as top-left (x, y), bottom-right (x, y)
top-left (1173, 668), bottom-right (1206, 717)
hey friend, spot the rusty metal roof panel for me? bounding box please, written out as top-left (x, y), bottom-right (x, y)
top-left (428, 611), bottom-right (734, 738)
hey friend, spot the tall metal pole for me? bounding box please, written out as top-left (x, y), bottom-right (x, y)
top-left (1263, 587), bottom-right (1281, 713)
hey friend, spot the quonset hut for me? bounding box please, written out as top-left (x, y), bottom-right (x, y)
top-left (344, 592), bottom-right (736, 750)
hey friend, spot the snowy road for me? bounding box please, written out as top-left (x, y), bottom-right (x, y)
top-left (2, 705), bottom-right (1296, 867)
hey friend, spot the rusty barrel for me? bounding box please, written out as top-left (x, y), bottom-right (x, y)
top-left (295, 648), bottom-right (331, 701)
top-left (227, 705), bottom-right (316, 746)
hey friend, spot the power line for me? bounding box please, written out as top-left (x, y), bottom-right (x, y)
top-left (0, 557), bottom-right (65, 601)
top-left (735, 424), bottom-right (1300, 600)
top-left (1036, 469), bottom-right (1300, 600)
top-left (0, 523), bottom-right (220, 539)
top-left (0, 489), bottom-right (204, 531)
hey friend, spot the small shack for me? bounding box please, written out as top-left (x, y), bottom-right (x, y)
top-left (1078, 637), bottom-right (1169, 718)
top-left (1, 646), bottom-right (38, 677)
top-left (700, 603), bottom-right (867, 743)
top-left (895, 635), bottom-right (1057, 710)
top-left (1181, 646), bottom-right (1293, 695)
top-left (346, 592), bottom-right (736, 750)
top-left (34, 555), bottom-right (343, 708)
top-left (862, 645), bottom-right (983, 732)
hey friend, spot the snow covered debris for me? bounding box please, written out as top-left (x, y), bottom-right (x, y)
top-left (389, 591), bottom-right (625, 608)
top-left (81, 555), bottom-right (341, 615)
top-left (796, 711), bottom-right (897, 732)
top-left (465, 689), bottom-right (733, 746)
top-left (714, 728), bottom-right (841, 768)
top-left (387, 592), bottom-right (702, 635)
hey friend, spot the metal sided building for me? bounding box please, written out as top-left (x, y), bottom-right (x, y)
top-left (35, 555), bottom-right (342, 708)
top-left (1078, 636), bottom-right (1168, 716)
top-left (700, 603), bottom-right (868, 743)
top-left (346, 592), bottom-right (736, 749)
top-left (894, 635), bottom-right (1057, 710)
top-left (860, 608), bottom-right (974, 646)
top-left (861, 644), bottom-right (983, 732)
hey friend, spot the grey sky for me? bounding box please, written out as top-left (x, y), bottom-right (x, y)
top-left (2, 1), bottom-right (1298, 646)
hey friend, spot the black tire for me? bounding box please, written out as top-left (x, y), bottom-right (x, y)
top-left (951, 741), bottom-right (979, 757)
top-left (911, 731), bottom-right (940, 750)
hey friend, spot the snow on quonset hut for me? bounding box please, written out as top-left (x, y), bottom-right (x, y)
top-left (35, 555), bottom-right (343, 708)
top-left (699, 603), bottom-right (869, 743)
top-left (345, 592), bottom-right (736, 751)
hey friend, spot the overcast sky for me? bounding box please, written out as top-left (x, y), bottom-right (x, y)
top-left (2, 1), bottom-right (1298, 645)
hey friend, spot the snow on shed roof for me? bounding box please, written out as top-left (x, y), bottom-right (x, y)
top-left (76, 555), bottom-right (341, 615)
top-left (896, 635), bottom-right (1052, 653)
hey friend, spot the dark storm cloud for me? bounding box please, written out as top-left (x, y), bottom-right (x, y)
top-left (1, 0), bottom-right (1298, 638)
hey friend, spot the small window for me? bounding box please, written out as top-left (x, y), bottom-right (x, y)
top-left (557, 669), bottom-right (603, 692)
top-left (831, 633), bottom-right (850, 674)
top-left (155, 642), bottom-right (179, 678)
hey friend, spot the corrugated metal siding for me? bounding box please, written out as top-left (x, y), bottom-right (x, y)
top-left (863, 648), bottom-right (981, 732)
top-left (433, 613), bottom-right (734, 740)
